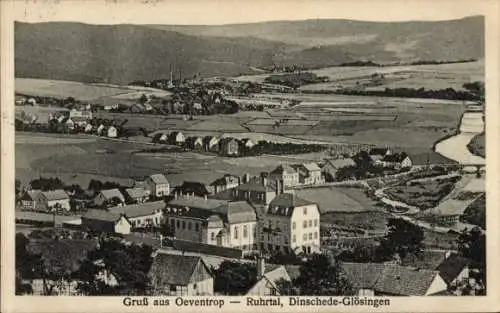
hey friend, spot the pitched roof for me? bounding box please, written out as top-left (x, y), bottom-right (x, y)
top-left (108, 201), bottom-right (165, 218)
top-left (21, 190), bottom-right (42, 201)
top-left (41, 189), bottom-right (69, 201)
top-left (210, 174), bottom-right (240, 186)
top-left (270, 164), bottom-right (297, 175)
top-left (168, 197), bottom-right (227, 211)
top-left (82, 209), bottom-right (124, 222)
top-left (224, 201), bottom-right (257, 223)
top-left (324, 158), bottom-right (356, 169)
top-left (237, 177), bottom-right (276, 193)
top-left (374, 265), bottom-right (439, 296)
top-left (341, 262), bottom-right (442, 296)
top-left (302, 162), bottom-right (321, 172)
top-left (149, 174), bottom-right (169, 184)
top-left (172, 181), bottom-right (210, 196)
top-left (98, 188), bottom-right (125, 201)
top-left (401, 251), bottom-right (447, 270)
top-left (149, 253), bottom-right (210, 285)
top-left (125, 187), bottom-right (150, 199)
top-left (436, 254), bottom-right (471, 285)
top-left (268, 193), bottom-right (315, 215)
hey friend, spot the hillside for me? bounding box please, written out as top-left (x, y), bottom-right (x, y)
top-left (15, 16), bottom-right (484, 84)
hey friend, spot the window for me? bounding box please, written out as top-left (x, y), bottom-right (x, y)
top-left (314, 219), bottom-right (318, 227)
top-left (308, 233), bottom-right (312, 240)
top-left (188, 222), bottom-right (192, 230)
top-left (303, 207), bottom-right (307, 215)
top-left (303, 221), bottom-right (307, 228)
top-left (292, 235), bottom-right (296, 243)
top-left (170, 285), bottom-right (176, 292)
top-left (243, 225), bottom-right (248, 238)
top-left (308, 220), bottom-right (312, 227)
top-left (195, 223), bottom-right (199, 232)
top-left (211, 232), bottom-right (215, 241)
top-left (292, 222), bottom-right (296, 230)
top-left (176, 220), bottom-right (180, 228)
top-left (182, 221), bottom-right (186, 230)
top-left (170, 219), bottom-right (175, 229)
top-left (303, 234), bottom-right (307, 241)
top-left (234, 226), bottom-right (239, 239)
top-left (314, 232), bottom-right (318, 239)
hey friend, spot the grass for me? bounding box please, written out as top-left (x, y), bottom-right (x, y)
top-left (16, 78), bottom-right (170, 102)
top-left (467, 132), bottom-right (485, 158)
top-left (320, 211), bottom-right (390, 231)
top-left (385, 176), bottom-right (459, 210)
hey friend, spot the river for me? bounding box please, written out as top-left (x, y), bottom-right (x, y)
top-left (434, 111), bottom-right (485, 165)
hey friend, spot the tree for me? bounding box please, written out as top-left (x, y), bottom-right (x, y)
top-left (463, 81), bottom-right (485, 104)
top-left (458, 227), bottom-right (486, 291)
top-left (212, 261), bottom-right (257, 295)
top-left (379, 218), bottom-right (424, 260)
top-left (75, 238), bottom-right (154, 295)
top-left (15, 179), bottom-right (21, 195)
top-left (15, 233), bottom-right (41, 295)
top-left (293, 253), bottom-right (353, 296)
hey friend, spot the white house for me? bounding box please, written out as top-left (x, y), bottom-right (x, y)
top-left (145, 174), bottom-right (170, 197)
top-left (97, 124), bottom-right (105, 136)
top-left (296, 163), bottom-right (324, 185)
top-left (165, 196), bottom-right (258, 252)
top-left (81, 209), bottom-right (132, 234)
top-left (246, 259), bottom-right (297, 296)
top-left (108, 201), bottom-right (164, 229)
top-left (84, 124), bottom-right (93, 133)
top-left (107, 126), bottom-right (118, 138)
top-left (262, 193), bottom-right (321, 255)
top-left (34, 190), bottom-right (71, 212)
top-left (269, 164), bottom-right (299, 187)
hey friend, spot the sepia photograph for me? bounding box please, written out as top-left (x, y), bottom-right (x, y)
top-left (1, 0), bottom-right (499, 312)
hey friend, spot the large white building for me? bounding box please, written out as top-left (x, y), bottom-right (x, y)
top-left (165, 196), bottom-right (258, 253)
top-left (261, 193), bottom-right (321, 255)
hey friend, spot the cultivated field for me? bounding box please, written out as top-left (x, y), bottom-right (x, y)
top-left (15, 78), bottom-right (171, 102)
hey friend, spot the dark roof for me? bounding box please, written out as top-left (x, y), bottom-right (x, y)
top-left (382, 152), bottom-right (409, 163)
top-left (341, 262), bottom-right (441, 296)
top-left (41, 189), bottom-right (69, 201)
top-left (401, 251), bottom-right (447, 270)
top-left (82, 209), bottom-right (124, 222)
top-left (268, 193), bottom-right (315, 216)
top-left (210, 174), bottom-right (240, 186)
top-left (172, 181), bottom-right (210, 196)
top-left (27, 239), bottom-right (97, 275)
top-left (149, 253), bottom-right (211, 285)
top-left (436, 253), bottom-right (471, 284)
top-left (168, 197), bottom-right (227, 211)
top-left (369, 148), bottom-right (391, 155)
top-left (237, 177), bottom-right (276, 193)
top-left (108, 201), bottom-right (165, 218)
top-left (98, 188), bottom-right (125, 201)
top-left (270, 164), bottom-right (297, 175)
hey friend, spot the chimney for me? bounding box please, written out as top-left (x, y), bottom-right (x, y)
top-left (244, 173), bottom-right (250, 183)
top-left (276, 180), bottom-right (281, 195)
top-left (261, 177), bottom-right (268, 186)
top-left (257, 257), bottom-right (266, 278)
top-left (204, 194), bottom-right (208, 201)
top-left (237, 176), bottom-right (241, 186)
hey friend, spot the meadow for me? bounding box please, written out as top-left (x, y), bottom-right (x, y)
top-left (15, 78), bottom-right (171, 102)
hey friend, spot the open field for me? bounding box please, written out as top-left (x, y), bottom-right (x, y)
top-left (321, 211), bottom-right (390, 231)
top-left (15, 78), bottom-right (171, 102)
top-left (16, 132), bottom-right (315, 188)
top-left (234, 61), bottom-right (484, 92)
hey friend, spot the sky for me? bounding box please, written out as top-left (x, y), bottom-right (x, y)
top-left (10, 0), bottom-right (490, 25)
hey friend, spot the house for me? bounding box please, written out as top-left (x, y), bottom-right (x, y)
top-left (296, 162), bottom-right (324, 185)
top-left (158, 133), bottom-right (168, 143)
top-left (26, 239), bottom-right (97, 295)
top-left (171, 181), bottom-right (211, 198)
top-left (269, 164), bottom-right (299, 187)
top-left (93, 189), bottom-right (126, 207)
top-left (107, 126), bottom-right (118, 138)
top-left (107, 201), bottom-right (165, 229)
top-left (321, 158), bottom-right (356, 182)
top-left (340, 262), bottom-right (448, 296)
top-left (97, 124), bottom-right (105, 136)
top-left (380, 152), bottom-right (412, 169)
top-left (203, 136), bottom-right (220, 152)
top-left (232, 176), bottom-right (280, 207)
top-left (246, 258), bottom-right (300, 296)
top-left (165, 196), bottom-right (257, 252)
top-left (219, 138), bottom-right (239, 156)
top-left (71, 116), bottom-right (89, 127)
top-left (84, 123), bottom-right (93, 133)
top-left (209, 174), bottom-right (240, 194)
top-left (19, 190), bottom-right (41, 210)
top-left (34, 190), bottom-right (71, 212)
top-left (81, 209), bottom-right (132, 234)
top-left (168, 131), bottom-right (185, 146)
top-left (239, 138), bottom-right (256, 151)
top-left (185, 136), bottom-right (203, 150)
top-left (145, 174), bottom-right (170, 198)
top-left (124, 187), bottom-right (150, 204)
top-left (263, 193), bottom-right (321, 255)
top-left (369, 147), bottom-right (392, 157)
top-left (149, 253), bottom-right (214, 296)
top-left (402, 251), bottom-right (471, 289)
top-left (64, 118), bottom-right (75, 130)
